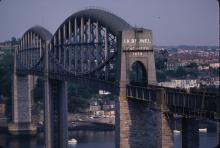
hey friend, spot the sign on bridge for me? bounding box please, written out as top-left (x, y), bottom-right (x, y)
top-left (122, 28), bottom-right (152, 53)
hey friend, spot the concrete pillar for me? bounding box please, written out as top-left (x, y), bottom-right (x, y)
top-left (47, 80), bottom-right (68, 148)
top-left (161, 113), bottom-right (173, 148)
top-left (157, 89), bottom-right (173, 148)
top-left (115, 92), bottom-right (130, 148)
top-left (147, 51), bottom-right (157, 85)
top-left (44, 39), bottom-right (68, 148)
top-left (115, 30), bottom-right (130, 148)
top-left (44, 54), bottom-right (52, 148)
top-left (9, 74), bottom-right (37, 135)
top-left (58, 81), bottom-right (68, 148)
top-left (182, 118), bottom-right (199, 148)
top-left (9, 47), bottom-right (36, 135)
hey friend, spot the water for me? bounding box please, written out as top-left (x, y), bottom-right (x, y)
top-left (69, 131), bottom-right (114, 148)
top-left (0, 130), bottom-right (218, 148)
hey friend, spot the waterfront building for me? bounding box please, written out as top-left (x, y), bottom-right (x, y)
top-left (0, 96), bottom-right (6, 123)
top-left (102, 101), bottom-right (115, 111)
top-left (209, 63), bottom-right (220, 69)
top-left (103, 101), bottom-right (115, 117)
top-left (89, 100), bottom-right (101, 115)
top-left (159, 79), bottom-right (200, 89)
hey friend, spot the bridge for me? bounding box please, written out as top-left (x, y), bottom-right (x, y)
top-left (9, 8), bottom-right (219, 148)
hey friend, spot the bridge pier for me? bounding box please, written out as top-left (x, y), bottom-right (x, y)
top-left (182, 117), bottom-right (199, 148)
top-left (8, 74), bottom-right (37, 135)
top-left (116, 85), bottom-right (173, 148)
top-left (161, 113), bottom-right (173, 148)
top-left (44, 79), bottom-right (68, 148)
top-left (116, 96), bottom-right (173, 148)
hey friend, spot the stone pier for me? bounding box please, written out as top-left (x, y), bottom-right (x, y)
top-left (8, 74), bottom-right (37, 135)
top-left (116, 94), bottom-right (173, 148)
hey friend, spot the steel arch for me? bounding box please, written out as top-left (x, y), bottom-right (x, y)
top-left (49, 9), bottom-right (132, 79)
top-left (17, 9), bottom-right (133, 84)
top-left (16, 26), bottom-right (52, 74)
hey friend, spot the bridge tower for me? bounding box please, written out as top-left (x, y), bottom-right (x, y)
top-left (116, 28), bottom-right (173, 148)
top-left (9, 27), bottom-right (52, 135)
top-left (8, 46), bottom-right (37, 135)
top-left (44, 41), bottom-right (68, 148)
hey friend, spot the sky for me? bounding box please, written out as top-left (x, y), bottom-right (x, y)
top-left (0, 0), bottom-right (219, 46)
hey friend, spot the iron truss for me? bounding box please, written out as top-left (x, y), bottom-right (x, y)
top-left (16, 9), bottom-right (132, 92)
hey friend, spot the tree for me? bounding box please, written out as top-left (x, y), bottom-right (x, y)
top-left (155, 50), bottom-right (168, 70)
top-left (32, 78), bottom-right (44, 111)
top-left (155, 58), bottom-right (167, 70)
top-left (0, 49), bottom-right (13, 117)
top-left (11, 37), bottom-right (20, 45)
top-left (68, 82), bottom-right (98, 113)
top-left (176, 67), bottom-right (187, 78)
top-left (156, 71), bottom-right (166, 82)
top-left (186, 62), bottom-right (198, 69)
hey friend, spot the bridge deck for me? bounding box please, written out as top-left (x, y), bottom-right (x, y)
top-left (126, 85), bottom-right (220, 121)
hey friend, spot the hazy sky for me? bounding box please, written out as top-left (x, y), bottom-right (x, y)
top-left (0, 0), bottom-right (219, 45)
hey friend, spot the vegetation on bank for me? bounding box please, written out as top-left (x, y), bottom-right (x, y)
top-left (33, 79), bottom-right (114, 113)
top-left (0, 49), bottom-right (13, 117)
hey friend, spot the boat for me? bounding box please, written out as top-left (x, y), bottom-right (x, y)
top-left (199, 128), bottom-right (207, 133)
top-left (68, 138), bottom-right (78, 145)
top-left (173, 120), bottom-right (181, 134)
top-left (173, 130), bottom-right (181, 134)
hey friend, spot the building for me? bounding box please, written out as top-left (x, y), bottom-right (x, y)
top-left (89, 100), bottom-right (101, 113)
top-left (89, 100), bottom-right (115, 118)
top-left (165, 61), bottom-right (188, 71)
top-left (198, 65), bottom-right (209, 70)
top-left (103, 100), bottom-right (115, 117)
top-left (102, 101), bottom-right (115, 111)
top-left (0, 96), bottom-right (6, 123)
top-left (159, 79), bottom-right (200, 89)
top-left (209, 63), bottom-right (220, 69)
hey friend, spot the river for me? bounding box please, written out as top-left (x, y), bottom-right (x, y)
top-left (0, 129), bottom-right (218, 148)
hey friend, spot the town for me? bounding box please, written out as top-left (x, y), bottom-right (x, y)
top-left (154, 45), bottom-right (219, 90)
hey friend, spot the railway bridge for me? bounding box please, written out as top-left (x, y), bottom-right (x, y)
top-left (9, 8), bottom-right (219, 148)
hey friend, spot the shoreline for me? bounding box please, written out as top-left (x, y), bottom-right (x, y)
top-left (69, 122), bottom-right (115, 131)
top-left (37, 122), bottom-right (115, 132)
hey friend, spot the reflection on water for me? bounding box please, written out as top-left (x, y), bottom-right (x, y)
top-left (0, 131), bottom-right (114, 148)
top-left (174, 132), bottom-right (219, 148)
top-left (68, 131), bottom-right (114, 148)
top-left (0, 133), bottom-right (44, 148)
top-left (200, 132), bottom-right (218, 148)
top-left (0, 130), bottom-right (218, 148)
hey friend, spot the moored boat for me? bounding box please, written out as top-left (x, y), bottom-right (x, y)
top-left (68, 138), bottom-right (78, 145)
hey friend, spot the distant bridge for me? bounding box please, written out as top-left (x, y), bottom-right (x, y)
top-left (10, 8), bottom-right (219, 148)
